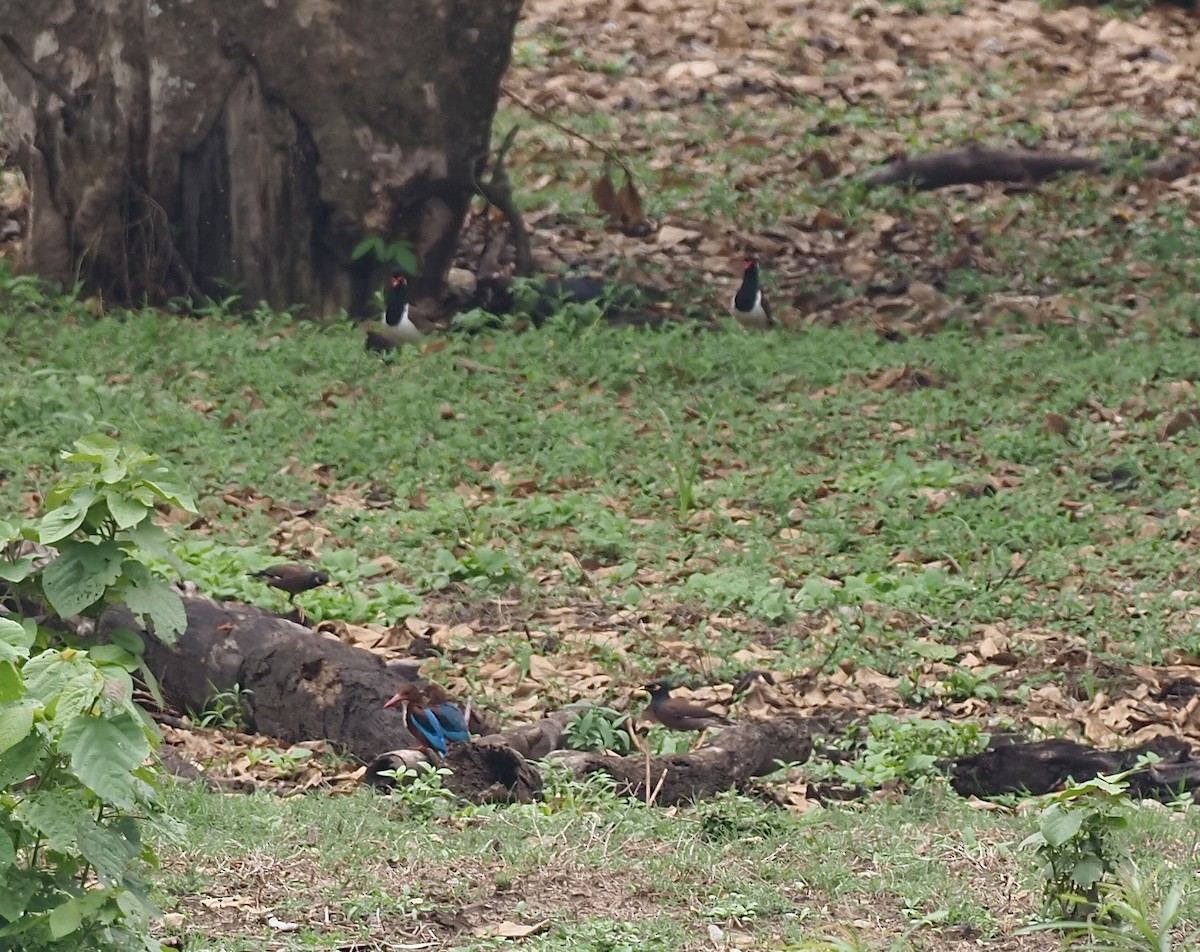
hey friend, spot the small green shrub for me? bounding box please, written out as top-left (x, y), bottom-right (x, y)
top-left (563, 707), bottom-right (634, 754)
top-left (1020, 771), bottom-right (1137, 918)
top-left (806, 714), bottom-right (988, 790)
top-left (1019, 870), bottom-right (1200, 951)
top-left (0, 433), bottom-right (197, 950)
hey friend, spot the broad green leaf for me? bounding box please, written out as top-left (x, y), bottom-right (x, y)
top-left (48, 887), bottom-right (110, 939)
top-left (1071, 853), bottom-right (1105, 889)
top-left (0, 661), bottom-right (21, 701)
top-left (37, 488), bottom-right (97, 543)
top-left (40, 539), bottom-right (123, 617)
top-left (119, 519), bottom-right (170, 558)
top-left (63, 432), bottom-right (121, 467)
top-left (112, 561), bottom-right (186, 642)
top-left (0, 698), bottom-right (39, 756)
top-left (77, 821), bottom-right (140, 886)
top-left (0, 866), bottom-right (39, 920)
top-left (107, 627), bottom-right (147, 658)
top-left (0, 555), bottom-right (35, 583)
top-left (14, 788), bottom-right (92, 850)
top-left (22, 650), bottom-right (102, 710)
top-left (1040, 805), bottom-right (1084, 847)
top-left (0, 617), bottom-right (34, 659)
top-left (140, 474), bottom-right (198, 513)
top-left (87, 644), bottom-right (138, 670)
top-left (0, 734), bottom-right (43, 789)
top-left (62, 712), bottom-right (152, 809)
top-left (104, 489), bottom-right (151, 529)
top-left (0, 827), bottom-right (15, 872)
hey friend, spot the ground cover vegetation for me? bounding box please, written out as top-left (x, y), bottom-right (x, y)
top-left (3, 0), bottom-right (1200, 948)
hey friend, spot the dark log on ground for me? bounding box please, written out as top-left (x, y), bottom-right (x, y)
top-left (864, 146), bottom-right (1200, 192)
top-left (366, 709), bottom-right (579, 803)
top-left (864, 147), bottom-right (1101, 191)
top-left (100, 593), bottom-right (426, 764)
top-left (94, 587), bottom-right (1200, 807)
top-left (0, 0), bottom-right (523, 314)
top-left (950, 734), bottom-right (1196, 798)
top-left (548, 716), bottom-right (835, 806)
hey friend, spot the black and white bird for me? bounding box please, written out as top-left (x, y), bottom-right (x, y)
top-left (377, 272), bottom-right (424, 346)
top-left (730, 257), bottom-right (774, 329)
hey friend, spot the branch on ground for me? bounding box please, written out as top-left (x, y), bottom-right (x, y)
top-left (864, 145), bottom-right (1200, 191)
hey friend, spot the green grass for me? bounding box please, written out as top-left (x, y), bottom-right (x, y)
top-left (4, 297), bottom-right (1199, 667)
top-left (150, 776), bottom-right (1200, 950)
top-left (5, 269), bottom-right (1200, 945)
top-left (6, 0), bottom-right (1200, 945)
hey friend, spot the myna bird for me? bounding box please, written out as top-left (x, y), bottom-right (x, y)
top-left (251, 564), bottom-right (330, 603)
top-left (644, 679), bottom-right (732, 732)
top-left (730, 257), bottom-right (775, 330)
top-left (383, 682), bottom-right (449, 756)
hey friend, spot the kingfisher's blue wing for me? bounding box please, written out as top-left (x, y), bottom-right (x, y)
top-left (407, 707), bottom-right (448, 755)
top-left (430, 703), bottom-right (470, 742)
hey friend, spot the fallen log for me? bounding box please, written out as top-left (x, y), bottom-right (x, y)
top-left (547, 715), bottom-right (834, 806)
top-left (368, 711), bottom-right (837, 806)
top-left (864, 146), bottom-right (1100, 191)
top-left (100, 593), bottom-right (424, 764)
top-left (95, 590), bottom-right (1200, 808)
top-left (949, 734), bottom-right (1195, 798)
top-left (864, 146), bottom-right (1200, 191)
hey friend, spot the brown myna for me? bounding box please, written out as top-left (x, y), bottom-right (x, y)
top-left (644, 679), bottom-right (732, 732)
top-left (251, 563), bottom-right (330, 603)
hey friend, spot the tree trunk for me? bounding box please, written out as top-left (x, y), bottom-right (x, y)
top-left (0, 0), bottom-right (522, 315)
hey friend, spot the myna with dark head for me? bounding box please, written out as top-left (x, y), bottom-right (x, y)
top-left (644, 679), bottom-right (732, 732)
top-left (251, 563), bottom-right (330, 603)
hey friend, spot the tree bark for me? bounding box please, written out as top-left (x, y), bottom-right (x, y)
top-left (0, 0), bottom-right (523, 315)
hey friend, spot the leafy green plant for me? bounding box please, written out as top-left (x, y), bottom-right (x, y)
top-left (1018, 870), bottom-right (1200, 951)
top-left (807, 715), bottom-right (988, 790)
top-left (381, 763), bottom-right (456, 820)
top-left (695, 790), bottom-right (790, 845)
top-left (682, 570), bottom-right (792, 623)
top-left (537, 760), bottom-right (624, 814)
top-left (0, 618), bottom-right (168, 951)
top-left (351, 236), bottom-right (418, 275)
top-left (22, 433), bottom-right (195, 646)
top-left (1021, 771), bottom-right (1139, 918)
top-left (563, 706), bottom-right (633, 754)
top-left (193, 685), bottom-right (253, 731)
top-left (0, 433), bottom-right (201, 950)
top-left (243, 746), bottom-right (313, 778)
top-left (939, 665), bottom-right (1005, 702)
top-left (429, 546), bottom-right (520, 589)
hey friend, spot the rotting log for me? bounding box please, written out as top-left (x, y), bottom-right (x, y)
top-left (93, 589), bottom-right (1200, 806)
top-left (100, 594), bottom-right (425, 764)
top-left (864, 146), bottom-right (1101, 191)
top-left (0, 0), bottom-right (524, 315)
top-left (547, 716), bottom-right (832, 806)
top-left (949, 734), bottom-right (1195, 799)
top-left (864, 145), bottom-right (1200, 192)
